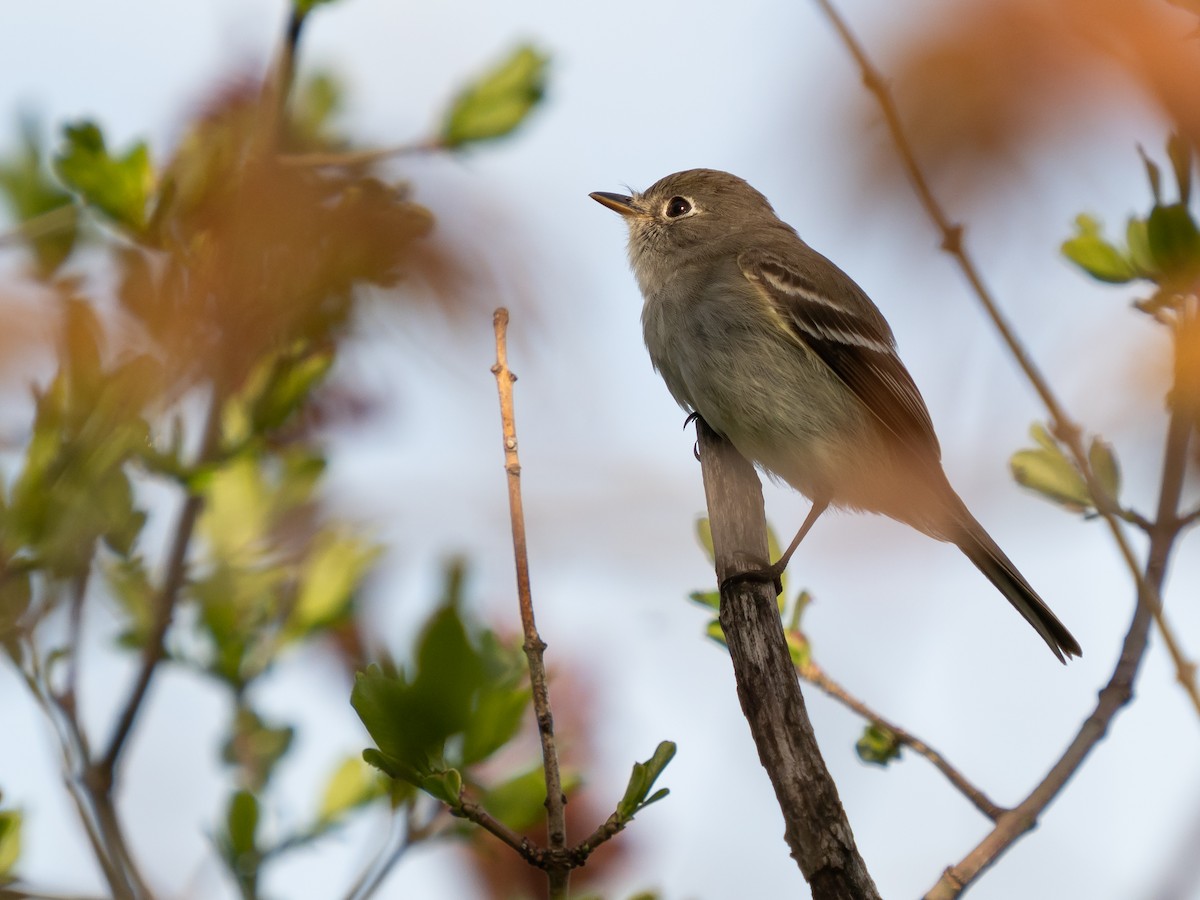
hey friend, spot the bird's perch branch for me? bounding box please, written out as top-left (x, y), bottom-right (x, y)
top-left (695, 419), bottom-right (880, 900)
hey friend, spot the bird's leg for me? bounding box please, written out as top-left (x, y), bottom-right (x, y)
top-left (721, 499), bottom-right (829, 596)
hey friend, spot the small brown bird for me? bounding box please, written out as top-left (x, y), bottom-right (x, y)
top-left (592, 168), bottom-right (1081, 662)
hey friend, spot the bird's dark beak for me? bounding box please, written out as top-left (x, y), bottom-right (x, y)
top-left (590, 191), bottom-right (641, 217)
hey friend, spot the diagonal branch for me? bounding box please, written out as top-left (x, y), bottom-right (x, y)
top-left (810, 0), bottom-right (1198, 710)
top-left (797, 661), bottom-right (1005, 821)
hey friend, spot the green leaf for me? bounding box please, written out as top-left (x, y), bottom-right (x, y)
top-left (1167, 133), bottom-right (1192, 205)
top-left (1087, 438), bottom-right (1121, 505)
top-left (0, 807), bottom-right (21, 879)
top-left (419, 768), bottom-right (463, 807)
top-left (688, 589), bottom-right (720, 612)
top-left (1147, 203), bottom-right (1200, 283)
top-left (785, 628), bottom-right (811, 669)
top-left (856, 724), bottom-right (902, 767)
top-left (1126, 217), bottom-right (1158, 278)
top-left (293, 0), bottom-right (341, 14)
top-left (480, 765), bottom-right (552, 833)
top-left (1061, 214), bottom-right (1137, 284)
top-left (54, 121), bottom-right (152, 232)
top-left (225, 790), bottom-right (259, 858)
top-left (704, 619), bottom-right (726, 646)
top-left (616, 741), bottom-right (676, 822)
top-left (285, 530), bottom-right (379, 640)
top-left (1010, 425), bottom-right (1091, 513)
top-left (695, 517), bottom-right (715, 564)
top-left (0, 116), bottom-right (78, 275)
top-left (0, 571), bottom-right (32, 649)
top-left (1140, 145), bottom-right (1163, 205)
top-left (222, 708), bottom-right (295, 793)
top-left (317, 757), bottom-right (386, 824)
top-left (460, 679), bottom-right (530, 767)
top-left (442, 45), bottom-right (548, 148)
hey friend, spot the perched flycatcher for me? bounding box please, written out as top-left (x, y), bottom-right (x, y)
top-left (591, 168), bottom-right (1080, 662)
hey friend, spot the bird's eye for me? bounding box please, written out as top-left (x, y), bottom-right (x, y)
top-left (665, 196), bottom-right (692, 218)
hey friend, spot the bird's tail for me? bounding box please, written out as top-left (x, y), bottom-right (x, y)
top-left (950, 510), bottom-right (1082, 663)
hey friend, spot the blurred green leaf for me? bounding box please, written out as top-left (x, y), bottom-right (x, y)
top-left (461, 677), bottom-right (530, 767)
top-left (1167, 133), bottom-right (1192, 205)
top-left (688, 589), bottom-right (720, 612)
top-left (442, 45), bottom-right (548, 148)
top-left (0, 806), bottom-right (20, 879)
top-left (0, 116), bottom-right (78, 275)
top-left (1140, 145), bottom-right (1163, 205)
top-left (293, 0), bottom-right (341, 14)
top-left (856, 724), bottom-right (902, 767)
top-left (616, 741), bottom-right (675, 822)
top-left (1010, 424), bottom-right (1091, 513)
top-left (1061, 214), bottom-right (1137, 284)
top-left (1126, 217), bottom-right (1157, 278)
top-left (695, 517), bottom-right (715, 564)
top-left (222, 708), bottom-right (294, 793)
top-left (785, 628), bottom-right (811, 669)
top-left (317, 757), bottom-right (385, 824)
top-left (1147, 203), bottom-right (1200, 283)
top-left (105, 556), bottom-right (153, 648)
top-left (289, 70), bottom-right (345, 149)
top-left (479, 765), bottom-right (573, 833)
top-left (0, 571), bottom-right (31, 652)
top-left (285, 530), bottom-right (379, 640)
top-left (704, 619), bottom-right (726, 646)
top-left (1088, 438), bottom-right (1121, 505)
top-left (225, 789), bottom-right (259, 859)
top-left (54, 121), bottom-right (152, 232)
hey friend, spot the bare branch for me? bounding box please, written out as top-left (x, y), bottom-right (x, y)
top-left (797, 661), bottom-right (1005, 821)
top-left (491, 308), bottom-right (569, 898)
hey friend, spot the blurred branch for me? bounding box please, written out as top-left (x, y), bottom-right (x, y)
top-left (811, 0), bottom-right (1199, 709)
top-left (490, 308), bottom-right (570, 898)
top-left (97, 391), bottom-right (222, 780)
top-left (695, 419), bottom-right (880, 899)
top-left (342, 804), bottom-right (438, 900)
top-left (278, 139), bottom-right (444, 168)
top-left (797, 660), bottom-right (1005, 821)
top-left (0, 203), bottom-right (75, 248)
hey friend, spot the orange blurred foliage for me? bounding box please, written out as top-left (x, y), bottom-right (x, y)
top-left (860, 0), bottom-right (1200, 195)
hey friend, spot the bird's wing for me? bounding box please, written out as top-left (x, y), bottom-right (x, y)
top-left (738, 247), bottom-right (942, 462)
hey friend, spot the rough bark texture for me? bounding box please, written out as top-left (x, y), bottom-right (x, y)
top-left (696, 420), bottom-right (880, 900)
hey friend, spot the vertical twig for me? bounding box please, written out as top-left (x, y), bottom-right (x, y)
top-left (491, 308), bottom-right (569, 898)
top-left (695, 420), bottom-right (880, 900)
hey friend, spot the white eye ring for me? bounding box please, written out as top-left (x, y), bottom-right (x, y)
top-left (664, 196), bottom-right (694, 218)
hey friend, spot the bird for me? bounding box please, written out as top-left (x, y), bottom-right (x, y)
top-left (590, 168), bottom-right (1081, 662)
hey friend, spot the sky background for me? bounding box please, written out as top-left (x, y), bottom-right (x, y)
top-left (2, 1), bottom-right (1199, 898)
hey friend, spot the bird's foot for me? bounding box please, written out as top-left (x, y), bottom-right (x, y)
top-left (720, 557), bottom-right (786, 597)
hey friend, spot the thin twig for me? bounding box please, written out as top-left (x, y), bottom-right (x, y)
top-left (927, 348), bottom-right (1192, 897)
top-left (490, 308), bottom-right (569, 898)
top-left (810, 0), bottom-right (1199, 709)
top-left (278, 139), bottom-right (444, 168)
top-left (456, 797), bottom-right (541, 866)
top-left (98, 390), bottom-right (222, 779)
top-left (797, 661), bottom-right (1005, 821)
